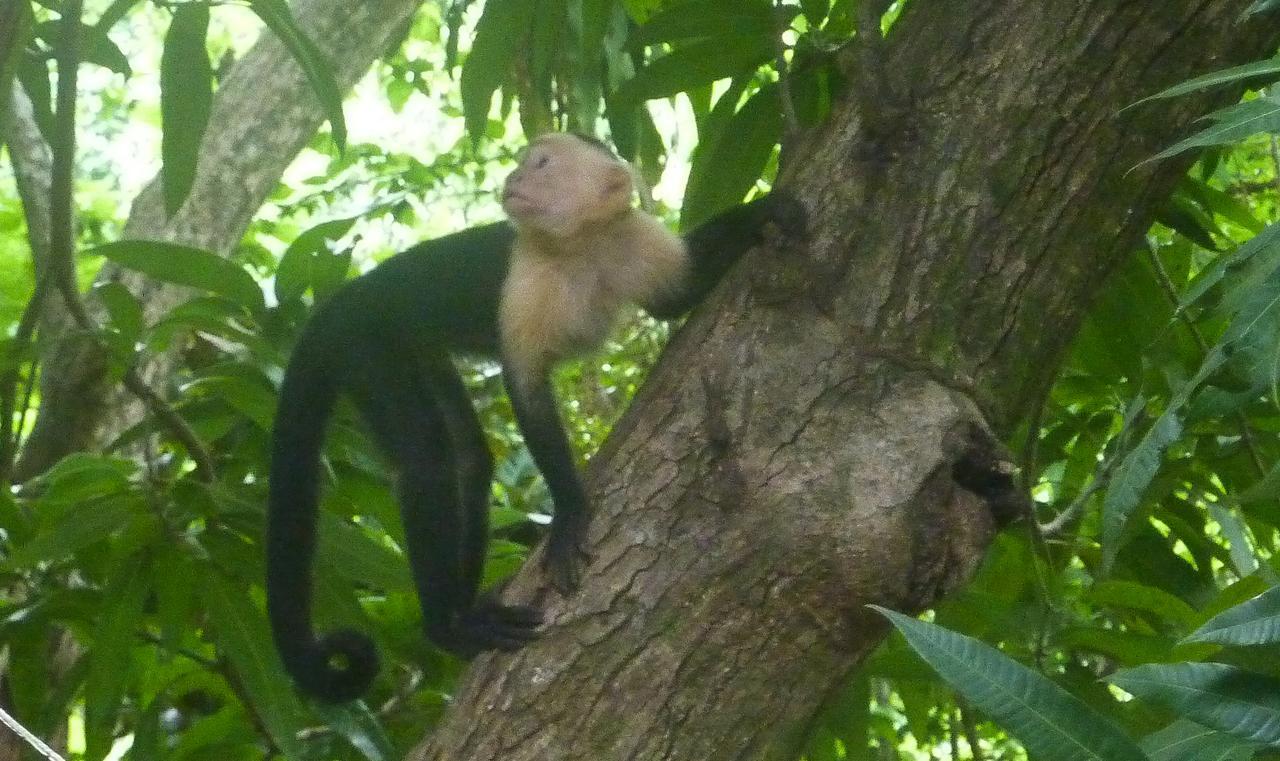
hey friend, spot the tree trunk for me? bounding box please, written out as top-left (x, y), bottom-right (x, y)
top-left (11, 0), bottom-right (424, 481)
top-left (414, 2), bottom-right (1277, 759)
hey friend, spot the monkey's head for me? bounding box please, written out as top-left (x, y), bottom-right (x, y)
top-left (502, 133), bottom-right (634, 239)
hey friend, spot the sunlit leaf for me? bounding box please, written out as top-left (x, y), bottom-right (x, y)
top-left (1111, 663), bottom-right (1280, 747)
top-left (682, 84), bottom-right (781, 229)
top-left (250, 0), bottom-right (347, 149)
top-left (275, 215), bottom-right (358, 304)
top-left (874, 607), bottom-right (1147, 761)
top-left (460, 0), bottom-right (537, 140)
top-left (1131, 58), bottom-right (1280, 107)
top-left (1145, 96), bottom-right (1280, 165)
top-left (1185, 585), bottom-right (1280, 646)
top-left (160, 3), bottom-right (213, 214)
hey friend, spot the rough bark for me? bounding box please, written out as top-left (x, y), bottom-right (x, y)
top-left (12, 0), bottom-right (424, 481)
top-left (415, 2), bottom-right (1277, 759)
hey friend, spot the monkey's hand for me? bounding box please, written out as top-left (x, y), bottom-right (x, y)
top-left (543, 514), bottom-right (591, 595)
top-left (761, 190), bottom-right (808, 242)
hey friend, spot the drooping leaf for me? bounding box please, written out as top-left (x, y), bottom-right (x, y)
top-left (1101, 348), bottom-right (1227, 571)
top-left (250, 0), bottom-right (347, 149)
top-left (5, 495), bottom-right (143, 570)
top-left (1185, 585), bottom-right (1280, 646)
top-left (85, 555), bottom-right (150, 761)
top-left (94, 281), bottom-right (145, 345)
top-left (1086, 580), bottom-right (1198, 629)
top-left (204, 570), bottom-right (311, 759)
top-left (311, 701), bottom-right (396, 761)
top-left (460, 0), bottom-right (538, 140)
top-left (160, 3), bottom-right (213, 214)
top-left (630, 0), bottom-right (773, 48)
top-left (88, 240), bottom-right (265, 312)
top-left (1145, 96), bottom-right (1280, 165)
top-left (274, 216), bottom-right (358, 303)
top-left (681, 84), bottom-right (781, 229)
top-left (1111, 663), bottom-right (1280, 747)
top-left (874, 607), bottom-right (1148, 761)
top-left (610, 34), bottom-right (775, 110)
top-left (1141, 719), bottom-right (1257, 761)
top-left (34, 20), bottom-right (131, 76)
top-left (1131, 58), bottom-right (1280, 107)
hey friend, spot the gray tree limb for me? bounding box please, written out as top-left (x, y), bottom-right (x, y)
top-left (13, 0), bottom-right (424, 481)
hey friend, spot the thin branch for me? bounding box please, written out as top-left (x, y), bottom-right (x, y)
top-left (43, 1), bottom-right (215, 483)
top-left (957, 698), bottom-right (986, 761)
top-left (772, 0), bottom-right (800, 139)
top-left (0, 273), bottom-right (49, 486)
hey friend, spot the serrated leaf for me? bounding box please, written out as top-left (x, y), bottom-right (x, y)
top-left (1145, 97), bottom-right (1280, 165)
top-left (160, 3), bottom-right (213, 215)
top-left (85, 555), bottom-right (150, 761)
top-left (1131, 59), bottom-right (1280, 108)
top-left (1185, 585), bottom-right (1280, 646)
top-left (873, 607), bottom-right (1148, 761)
top-left (1141, 720), bottom-right (1257, 761)
top-left (681, 84), bottom-right (781, 229)
top-left (88, 240), bottom-right (265, 312)
top-left (460, 0), bottom-right (538, 140)
top-left (204, 570), bottom-right (310, 759)
top-left (250, 0), bottom-right (346, 149)
top-left (1111, 663), bottom-right (1280, 747)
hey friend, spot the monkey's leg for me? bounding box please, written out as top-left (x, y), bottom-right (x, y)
top-left (418, 358), bottom-right (494, 607)
top-left (354, 352), bottom-right (539, 656)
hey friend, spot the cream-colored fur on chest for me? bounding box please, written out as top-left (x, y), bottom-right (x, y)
top-left (500, 211), bottom-right (688, 379)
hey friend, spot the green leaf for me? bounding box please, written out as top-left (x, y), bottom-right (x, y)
top-left (1131, 58), bottom-right (1280, 107)
top-left (1086, 580), bottom-right (1198, 629)
top-left (311, 701), bottom-right (396, 761)
top-left (94, 281), bottom-right (144, 344)
top-left (160, 3), bottom-right (213, 215)
top-left (85, 555), bottom-right (149, 761)
top-left (873, 607), bottom-right (1148, 761)
top-left (460, 0), bottom-right (538, 140)
top-left (681, 84), bottom-right (781, 229)
top-left (5, 495), bottom-right (142, 569)
top-left (250, 0), bottom-right (347, 150)
top-left (34, 20), bottom-right (131, 76)
top-left (1146, 97), bottom-right (1280, 165)
top-left (610, 35), bottom-right (774, 109)
top-left (631, 0), bottom-right (772, 48)
top-left (1141, 720), bottom-right (1257, 761)
top-left (274, 216), bottom-right (358, 304)
top-left (204, 570), bottom-right (310, 759)
top-left (88, 240), bottom-right (265, 312)
top-left (1185, 585), bottom-right (1280, 646)
top-left (1111, 663), bottom-right (1280, 747)
top-left (1101, 348), bottom-right (1227, 571)
top-left (1246, 0), bottom-right (1280, 15)
top-left (317, 511), bottom-right (412, 592)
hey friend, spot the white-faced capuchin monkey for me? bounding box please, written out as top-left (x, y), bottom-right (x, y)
top-left (266, 133), bottom-right (803, 702)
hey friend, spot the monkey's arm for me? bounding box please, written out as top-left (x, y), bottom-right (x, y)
top-left (644, 193), bottom-right (806, 319)
top-left (503, 368), bottom-right (591, 593)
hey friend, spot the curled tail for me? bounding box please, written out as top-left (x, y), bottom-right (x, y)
top-left (266, 338), bottom-right (379, 702)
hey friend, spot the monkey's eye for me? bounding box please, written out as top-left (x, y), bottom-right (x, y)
top-left (536, 155), bottom-right (550, 169)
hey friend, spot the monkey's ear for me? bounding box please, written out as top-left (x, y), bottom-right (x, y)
top-left (599, 163), bottom-right (634, 215)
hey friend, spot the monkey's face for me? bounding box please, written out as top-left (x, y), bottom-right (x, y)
top-left (503, 134), bottom-right (633, 240)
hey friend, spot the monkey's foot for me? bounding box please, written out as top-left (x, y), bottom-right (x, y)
top-left (543, 534), bottom-right (590, 595)
top-left (446, 601), bottom-right (543, 656)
